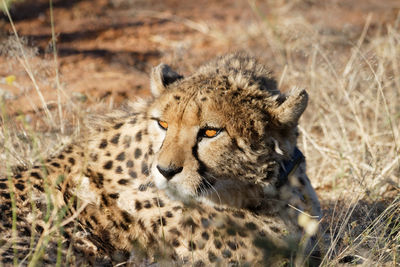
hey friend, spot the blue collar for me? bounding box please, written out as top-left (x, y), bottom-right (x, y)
top-left (276, 146), bottom-right (305, 188)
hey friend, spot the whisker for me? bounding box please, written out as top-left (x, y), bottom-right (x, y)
top-left (201, 173), bottom-right (222, 206)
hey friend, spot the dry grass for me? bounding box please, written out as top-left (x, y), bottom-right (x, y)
top-left (246, 3), bottom-right (400, 265)
top-left (1, 0), bottom-right (399, 266)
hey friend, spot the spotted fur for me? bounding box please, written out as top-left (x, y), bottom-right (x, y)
top-left (0, 53), bottom-right (321, 266)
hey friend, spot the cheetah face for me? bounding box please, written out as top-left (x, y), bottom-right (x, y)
top-left (147, 57), bottom-right (308, 208)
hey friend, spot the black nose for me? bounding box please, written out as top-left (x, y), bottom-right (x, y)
top-left (157, 165), bottom-right (183, 181)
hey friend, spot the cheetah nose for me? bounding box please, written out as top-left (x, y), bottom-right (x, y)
top-left (157, 165), bottom-right (183, 181)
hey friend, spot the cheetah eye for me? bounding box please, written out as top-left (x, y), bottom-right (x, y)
top-left (157, 120), bottom-right (168, 130)
top-left (200, 128), bottom-right (222, 138)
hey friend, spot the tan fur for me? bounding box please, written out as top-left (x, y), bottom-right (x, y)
top-left (0, 53), bottom-right (321, 266)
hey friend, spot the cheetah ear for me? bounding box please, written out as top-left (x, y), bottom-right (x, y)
top-left (269, 88), bottom-right (308, 127)
top-left (150, 63), bottom-right (183, 97)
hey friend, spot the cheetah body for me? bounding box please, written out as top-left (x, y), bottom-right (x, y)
top-left (0, 53), bottom-right (321, 266)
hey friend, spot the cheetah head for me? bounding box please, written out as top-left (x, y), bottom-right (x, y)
top-left (147, 54), bottom-right (308, 209)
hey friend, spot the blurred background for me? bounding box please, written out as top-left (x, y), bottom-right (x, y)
top-left (1, 0), bottom-right (399, 265)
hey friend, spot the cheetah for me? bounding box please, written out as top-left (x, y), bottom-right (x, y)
top-left (0, 53), bottom-right (322, 266)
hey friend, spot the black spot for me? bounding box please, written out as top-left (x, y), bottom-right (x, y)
top-left (115, 166), bottom-right (123, 174)
top-left (188, 241), bottom-right (196, 251)
top-left (101, 193), bottom-right (109, 206)
top-left (94, 172), bottom-right (104, 188)
top-left (120, 222), bottom-right (129, 231)
top-left (90, 153), bottom-right (98, 162)
top-left (270, 226), bottom-right (281, 233)
top-left (134, 148), bottom-right (142, 159)
top-left (172, 239), bottom-right (180, 247)
top-left (116, 152), bottom-right (125, 161)
top-left (169, 227), bottom-right (181, 236)
top-left (68, 157), bottom-right (75, 165)
top-left (113, 122), bottom-right (124, 129)
top-left (144, 200), bottom-right (152, 209)
top-left (135, 131), bottom-right (142, 142)
top-left (227, 241), bottom-right (238, 251)
top-left (200, 97), bottom-right (207, 101)
top-left (126, 160), bottom-right (134, 168)
top-left (129, 170), bottom-right (137, 179)
top-left (194, 260), bottom-right (205, 267)
top-left (152, 217), bottom-right (166, 233)
top-left (151, 221), bottom-right (159, 234)
top-left (141, 161), bottom-right (148, 175)
top-left (208, 251), bottom-right (218, 262)
top-left (222, 249), bottom-right (232, 258)
top-left (33, 184), bottom-right (44, 191)
top-left (238, 229), bottom-right (248, 237)
top-left (214, 239), bottom-right (222, 249)
top-left (181, 217), bottom-right (198, 233)
top-left (35, 225), bottom-right (44, 233)
top-left (233, 210), bottom-right (245, 219)
top-left (65, 146), bottom-right (73, 153)
top-left (174, 95), bottom-right (181, 101)
top-left (138, 184), bottom-right (147, 191)
top-left (165, 211), bottom-right (173, 218)
top-left (31, 172), bottom-right (42, 179)
top-left (110, 133), bottom-right (121, 144)
top-left (118, 179), bottom-right (129, 185)
top-left (15, 183), bottom-right (25, 191)
top-left (1, 192), bottom-right (10, 199)
top-left (153, 197), bottom-right (165, 207)
top-left (121, 210), bottom-right (132, 224)
top-left (201, 218), bottom-right (210, 228)
top-left (21, 226), bottom-right (31, 236)
top-left (245, 222), bottom-right (258, 231)
top-left (51, 162), bottom-right (61, 168)
top-left (135, 200), bottom-right (142, 210)
top-left (14, 174), bottom-right (22, 179)
top-left (85, 220), bottom-right (93, 230)
top-left (99, 228), bottom-right (111, 243)
top-left (148, 146), bottom-right (154, 156)
top-left (201, 231), bottom-right (209, 240)
top-left (226, 227), bottom-right (236, 236)
top-left (0, 183), bottom-right (7, 189)
top-left (90, 215), bottom-right (98, 224)
top-left (99, 139), bottom-right (108, 149)
top-left (109, 193), bottom-right (119, 199)
top-left (58, 154), bottom-right (65, 159)
top-left (103, 161), bottom-right (113, 170)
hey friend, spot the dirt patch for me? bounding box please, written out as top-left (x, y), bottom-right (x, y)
top-left (1, 0), bottom-right (399, 115)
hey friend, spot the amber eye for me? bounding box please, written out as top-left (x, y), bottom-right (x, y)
top-left (202, 128), bottom-right (221, 138)
top-left (205, 129), bottom-right (217, 137)
top-left (158, 120), bottom-right (168, 130)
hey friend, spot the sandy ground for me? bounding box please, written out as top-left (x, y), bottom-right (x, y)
top-left (1, 0), bottom-right (398, 113)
